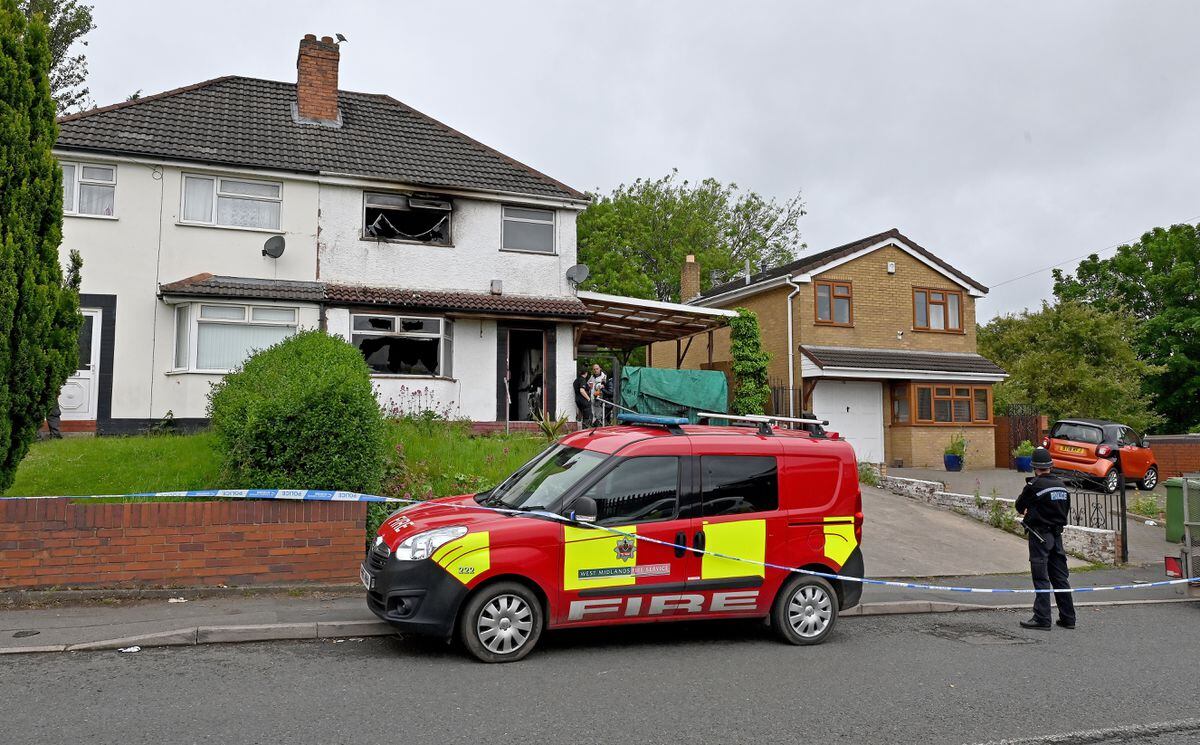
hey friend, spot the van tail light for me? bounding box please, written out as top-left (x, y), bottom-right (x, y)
top-left (854, 511), bottom-right (864, 544)
top-left (1097, 445), bottom-right (1112, 457)
top-left (1165, 556), bottom-right (1183, 578)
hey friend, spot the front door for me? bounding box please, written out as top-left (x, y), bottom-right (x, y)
top-left (58, 308), bottom-right (101, 421)
top-left (556, 451), bottom-right (696, 626)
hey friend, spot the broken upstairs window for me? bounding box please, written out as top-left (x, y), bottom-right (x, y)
top-left (363, 192), bottom-right (452, 244)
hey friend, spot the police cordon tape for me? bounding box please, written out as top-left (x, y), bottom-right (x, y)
top-left (7, 488), bottom-right (1197, 595)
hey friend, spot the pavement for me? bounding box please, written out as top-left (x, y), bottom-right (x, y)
top-left (4, 602), bottom-right (1200, 745)
top-left (890, 467), bottom-right (1177, 567)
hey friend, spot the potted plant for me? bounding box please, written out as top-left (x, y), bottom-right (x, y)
top-left (1012, 439), bottom-right (1035, 472)
top-left (943, 432), bottom-right (967, 472)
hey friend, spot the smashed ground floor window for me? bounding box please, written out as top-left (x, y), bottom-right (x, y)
top-left (351, 314), bottom-right (453, 376)
top-left (363, 192), bottom-right (451, 244)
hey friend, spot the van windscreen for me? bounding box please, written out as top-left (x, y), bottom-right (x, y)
top-left (484, 444), bottom-right (607, 511)
top-left (1051, 422), bottom-right (1103, 444)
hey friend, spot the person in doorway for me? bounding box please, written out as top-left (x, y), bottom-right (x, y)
top-left (587, 363), bottom-right (608, 426)
top-left (574, 368), bottom-right (593, 427)
top-left (1014, 447), bottom-right (1076, 630)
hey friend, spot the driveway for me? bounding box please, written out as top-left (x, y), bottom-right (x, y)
top-left (889, 467), bottom-right (1175, 567)
top-left (859, 486), bottom-right (1084, 577)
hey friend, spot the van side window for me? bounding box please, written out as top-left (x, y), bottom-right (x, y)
top-left (701, 456), bottom-right (778, 517)
top-left (581, 456), bottom-right (680, 526)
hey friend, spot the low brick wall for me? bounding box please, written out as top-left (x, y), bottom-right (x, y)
top-left (878, 476), bottom-right (1118, 564)
top-left (1146, 434), bottom-right (1200, 478)
top-left (0, 499), bottom-right (366, 590)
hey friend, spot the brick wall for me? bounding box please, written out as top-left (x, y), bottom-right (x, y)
top-left (1146, 435), bottom-right (1200, 478)
top-left (0, 499), bottom-right (366, 590)
top-left (889, 425), bottom-right (995, 469)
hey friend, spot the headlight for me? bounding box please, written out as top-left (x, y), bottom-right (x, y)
top-left (393, 526), bottom-right (468, 561)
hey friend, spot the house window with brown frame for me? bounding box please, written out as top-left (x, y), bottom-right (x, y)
top-left (815, 281), bottom-right (853, 326)
top-left (910, 384), bottom-right (991, 425)
top-left (913, 288), bottom-right (963, 332)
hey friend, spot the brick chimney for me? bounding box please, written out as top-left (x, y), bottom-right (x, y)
top-left (295, 34), bottom-right (340, 124)
top-left (681, 254), bottom-right (701, 302)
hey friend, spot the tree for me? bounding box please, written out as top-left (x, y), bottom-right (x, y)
top-left (978, 302), bottom-right (1161, 433)
top-left (1052, 224), bottom-right (1200, 432)
top-left (729, 308), bottom-right (770, 415)
top-left (20, 0), bottom-right (94, 113)
top-left (578, 170), bottom-right (805, 302)
top-left (0, 0), bottom-right (82, 492)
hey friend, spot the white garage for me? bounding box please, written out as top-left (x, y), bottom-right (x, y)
top-left (811, 380), bottom-right (885, 464)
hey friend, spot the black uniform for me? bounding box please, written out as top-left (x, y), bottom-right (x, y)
top-left (1015, 474), bottom-right (1076, 626)
top-left (573, 373), bottom-right (592, 426)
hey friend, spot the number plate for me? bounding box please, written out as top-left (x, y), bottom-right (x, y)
top-left (1058, 445), bottom-right (1086, 454)
top-left (359, 563), bottom-right (374, 591)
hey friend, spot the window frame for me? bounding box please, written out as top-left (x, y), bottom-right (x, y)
top-left (907, 383), bottom-right (992, 425)
top-left (699, 455), bottom-right (780, 517)
top-left (350, 312), bottom-right (455, 379)
top-left (171, 301), bottom-right (299, 373)
top-left (180, 173), bottom-right (283, 231)
top-left (60, 160), bottom-right (117, 218)
top-left (500, 205), bottom-right (557, 255)
top-left (912, 287), bottom-right (965, 333)
top-left (575, 455), bottom-right (683, 527)
top-left (361, 191), bottom-right (453, 246)
top-left (813, 280), bottom-right (854, 327)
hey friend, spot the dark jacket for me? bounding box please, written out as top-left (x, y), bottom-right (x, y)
top-left (1015, 474), bottom-right (1071, 532)
top-left (573, 374), bottom-right (590, 408)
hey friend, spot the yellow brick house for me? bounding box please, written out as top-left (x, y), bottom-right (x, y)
top-left (648, 229), bottom-right (1006, 469)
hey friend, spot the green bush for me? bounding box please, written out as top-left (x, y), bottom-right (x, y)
top-left (1012, 439), bottom-right (1035, 458)
top-left (208, 330), bottom-right (387, 492)
top-left (857, 462), bottom-right (879, 487)
top-left (944, 432), bottom-right (967, 457)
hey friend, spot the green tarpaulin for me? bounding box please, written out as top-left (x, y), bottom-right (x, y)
top-left (619, 366), bottom-right (728, 423)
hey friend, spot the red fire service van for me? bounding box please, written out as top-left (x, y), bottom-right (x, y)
top-left (362, 412), bottom-right (865, 662)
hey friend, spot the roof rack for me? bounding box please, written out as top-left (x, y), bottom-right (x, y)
top-left (615, 412), bottom-right (688, 435)
top-left (696, 412), bottom-right (830, 437)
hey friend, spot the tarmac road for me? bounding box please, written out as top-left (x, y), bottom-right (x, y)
top-left (4, 603), bottom-right (1199, 745)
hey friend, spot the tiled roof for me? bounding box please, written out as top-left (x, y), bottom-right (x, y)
top-left (57, 76), bottom-right (585, 201)
top-left (325, 284), bottom-right (590, 319)
top-left (159, 273), bottom-right (326, 302)
top-left (800, 345), bottom-right (1007, 375)
top-left (698, 228), bottom-right (988, 300)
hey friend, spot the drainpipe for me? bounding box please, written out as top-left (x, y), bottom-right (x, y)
top-left (784, 275), bottom-right (802, 418)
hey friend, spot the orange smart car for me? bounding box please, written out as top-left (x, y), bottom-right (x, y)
top-left (1043, 419), bottom-right (1158, 494)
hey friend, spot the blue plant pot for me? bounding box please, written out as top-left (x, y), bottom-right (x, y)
top-left (943, 454), bottom-right (964, 472)
top-left (1014, 455), bottom-right (1033, 473)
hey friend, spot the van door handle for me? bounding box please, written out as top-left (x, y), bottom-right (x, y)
top-left (674, 531), bottom-right (686, 558)
top-left (693, 530), bottom-right (705, 555)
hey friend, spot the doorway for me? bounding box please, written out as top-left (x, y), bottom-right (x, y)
top-left (507, 329), bottom-right (545, 421)
top-left (58, 308), bottom-right (102, 421)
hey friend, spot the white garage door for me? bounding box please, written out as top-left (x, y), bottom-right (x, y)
top-left (811, 380), bottom-right (884, 463)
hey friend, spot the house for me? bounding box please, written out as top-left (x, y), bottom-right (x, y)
top-left (52, 35), bottom-right (729, 434)
top-left (648, 229), bottom-right (1007, 468)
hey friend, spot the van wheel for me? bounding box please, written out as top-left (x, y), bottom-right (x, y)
top-left (458, 581), bottom-right (543, 663)
top-left (1103, 468), bottom-right (1120, 494)
top-left (1138, 466), bottom-right (1158, 491)
top-left (772, 575), bottom-right (838, 645)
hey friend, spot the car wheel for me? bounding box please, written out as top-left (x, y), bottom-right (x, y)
top-left (458, 581), bottom-right (543, 663)
top-left (1103, 468), bottom-right (1120, 494)
top-left (1138, 466), bottom-right (1158, 491)
top-left (772, 575), bottom-right (838, 646)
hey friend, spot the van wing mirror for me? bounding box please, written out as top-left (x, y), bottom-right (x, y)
top-left (565, 496), bottom-right (598, 525)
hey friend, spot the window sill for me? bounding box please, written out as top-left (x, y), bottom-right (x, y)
top-left (370, 373), bottom-right (458, 382)
top-left (359, 236), bottom-right (454, 248)
top-left (176, 222), bottom-right (284, 235)
top-left (912, 328), bottom-right (967, 335)
top-left (814, 322), bottom-right (854, 328)
top-left (500, 247), bottom-right (558, 257)
top-left (66, 213), bottom-right (118, 221)
top-left (165, 369), bottom-right (229, 376)
top-left (892, 421), bottom-right (995, 428)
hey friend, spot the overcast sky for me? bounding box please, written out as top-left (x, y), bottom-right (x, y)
top-left (83, 1), bottom-right (1200, 318)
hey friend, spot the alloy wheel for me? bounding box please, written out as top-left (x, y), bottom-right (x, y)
top-left (787, 584), bottom-right (833, 639)
top-left (1142, 467), bottom-right (1158, 490)
top-left (476, 594), bottom-right (534, 654)
top-left (1106, 469), bottom-right (1120, 493)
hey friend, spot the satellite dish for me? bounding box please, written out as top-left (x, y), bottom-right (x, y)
top-left (565, 263), bottom-right (590, 285)
top-left (262, 235), bottom-right (286, 259)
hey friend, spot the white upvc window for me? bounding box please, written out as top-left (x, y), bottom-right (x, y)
top-left (61, 161), bottom-right (116, 217)
top-left (172, 302), bottom-right (298, 373)
top-left (501, 206), bottom-right (556, 254)
top-left (350, 313), bottom-right (453, 378)
top-left (181, 174), bottom-right (282, 230)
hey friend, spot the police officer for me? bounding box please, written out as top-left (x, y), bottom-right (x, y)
top-left (1014, 447), bottom-right (1077, 630)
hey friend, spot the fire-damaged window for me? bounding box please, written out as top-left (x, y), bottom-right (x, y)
top-left (362, 192), bottom-right (452, 244)
top-left (351, 314), bottom-right (453, 377)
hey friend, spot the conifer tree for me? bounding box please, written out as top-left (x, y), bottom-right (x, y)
top-left (0, 0), bottom-right (82, 491)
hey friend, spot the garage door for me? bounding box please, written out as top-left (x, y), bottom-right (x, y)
top-left (811, 380), bottom-right (884, 463)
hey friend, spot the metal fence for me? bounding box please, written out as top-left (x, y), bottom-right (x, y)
top-left (1184, 474), bottom-right (1200, 583)
top-left (1064, 470), bottom-right (1128, 564)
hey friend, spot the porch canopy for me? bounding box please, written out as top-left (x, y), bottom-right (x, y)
top-left (575, 290), bottom-right (737, 351)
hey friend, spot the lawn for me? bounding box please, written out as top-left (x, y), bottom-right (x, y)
top-left (5, 422), bottom-right (547, 499)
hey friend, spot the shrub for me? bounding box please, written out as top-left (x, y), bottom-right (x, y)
top-left (944, 432), bottom-right (967, 457)
top-left (730, 308), bottom-right (770, 415)
top-left (1130, 496), bottom-right (1160, 518)
top-left (208, 330), bottom-right (387, 493)
top-left (1012, 439), bottom-right (1035, 458)
top-left (857, 462), bottom-right (879, 487)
